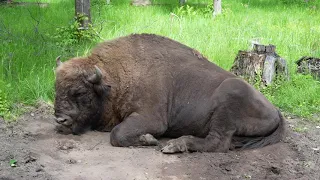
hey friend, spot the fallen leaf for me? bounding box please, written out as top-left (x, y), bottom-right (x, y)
top-left (10, 159), bottom-right (17, 167)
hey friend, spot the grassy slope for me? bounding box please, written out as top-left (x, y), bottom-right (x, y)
top-left (0, 0), bottom-right (319, 120)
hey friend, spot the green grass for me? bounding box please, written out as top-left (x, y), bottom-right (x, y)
top-left (0, 0), bottom-right (319, 120)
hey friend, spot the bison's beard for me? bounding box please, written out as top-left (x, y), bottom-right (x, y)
top-left (55, 124), bottom-right (73, 135)
top-left (71, 107), bottom-right (104, 135)
top-left (71, 122), bottom-right (91, 135)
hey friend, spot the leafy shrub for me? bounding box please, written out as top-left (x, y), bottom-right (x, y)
top-left (174, 5), bottom-right (198, 17)
top-left (53, 14), bottom-right (99, 47)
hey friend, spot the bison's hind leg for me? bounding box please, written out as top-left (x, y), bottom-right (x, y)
top-left (161, 128), bottom-right (236, 153)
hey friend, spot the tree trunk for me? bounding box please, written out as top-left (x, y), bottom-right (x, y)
top-left (230, 44), bottom-right (288, 87)
top-left (213, 0), bottom-right (222, 16)
top-left (131, 0), bottom-right (151, 6)
top-left (179, 0), bottom-right (186, 5)
top-left (75, 0), bottom-right (91, 29)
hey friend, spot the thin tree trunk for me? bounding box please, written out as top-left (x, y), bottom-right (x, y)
top-left (179, 0), bottom-right (186, 5)
top-left (213, 0), bottom-right (222, 17)
top-left (75, 0), bottom-right (91, 29)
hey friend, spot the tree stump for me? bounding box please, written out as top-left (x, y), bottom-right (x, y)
top-left (296, 56), bottom-right (320, 80)
top-left (230, 44), bottom-right (288, 86)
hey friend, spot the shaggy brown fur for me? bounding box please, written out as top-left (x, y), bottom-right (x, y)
top-left (54, 34), bottom-right (285, 153)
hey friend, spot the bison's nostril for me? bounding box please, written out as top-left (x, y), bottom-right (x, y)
top-left (55, 117), bottom-right (67, 123)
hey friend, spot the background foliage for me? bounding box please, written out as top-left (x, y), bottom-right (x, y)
top-left (0, 0), bottom-right (319, 120)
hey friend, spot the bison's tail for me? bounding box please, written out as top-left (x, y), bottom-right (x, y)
top-left (232, 110), bottom-right (286, 150)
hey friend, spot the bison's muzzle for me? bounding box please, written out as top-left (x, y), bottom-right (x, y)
top-left (54, 114), bottom-right (73, 127)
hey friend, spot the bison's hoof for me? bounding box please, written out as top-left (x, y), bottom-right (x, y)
top-left (161, 139), bottom-right (188, 154)
top-left (139, 134), bottom-right (159, 146)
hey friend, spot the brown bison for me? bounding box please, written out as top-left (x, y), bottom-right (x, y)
top-left (54, 34), bottom-right (285, 153)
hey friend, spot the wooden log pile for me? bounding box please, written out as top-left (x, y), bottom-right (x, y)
top-left (296, 56), bottom-right (320, 80)
top-left (230, 44), bottom-right (288, 86)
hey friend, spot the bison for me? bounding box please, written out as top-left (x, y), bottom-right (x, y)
top-left (54, 34), bottom-right (285, 153)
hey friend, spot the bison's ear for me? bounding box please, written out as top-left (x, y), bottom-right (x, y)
top-left (56, 55), bottom-right (62, 67)
top-left (88, 65), bottom-right (102, 84)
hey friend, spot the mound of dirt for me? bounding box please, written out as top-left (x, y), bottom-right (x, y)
top-left (0, 104), bottom-right (319, 180)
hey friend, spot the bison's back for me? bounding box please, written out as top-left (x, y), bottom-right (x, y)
top-left (91, 34), bottom-right (228, 74)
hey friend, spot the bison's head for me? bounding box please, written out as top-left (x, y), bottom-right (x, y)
top-left (54, 56), bottom-right (111, 135)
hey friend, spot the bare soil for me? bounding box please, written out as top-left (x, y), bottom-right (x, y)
top-left (0, 103), bottom-right (319, 180)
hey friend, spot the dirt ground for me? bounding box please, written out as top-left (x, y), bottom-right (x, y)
top-left (0, 103), bottom-right (319, 180)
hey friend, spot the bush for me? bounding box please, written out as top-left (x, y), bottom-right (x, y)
top-left (53, 14), bottom-right (99, 47)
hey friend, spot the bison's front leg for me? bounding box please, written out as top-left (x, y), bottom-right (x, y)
top-left (110, 112), bottom-right (167, 147)
top-left (161, 129), bottom-right (235, 153)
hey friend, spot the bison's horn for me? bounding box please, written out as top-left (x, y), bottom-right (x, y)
top-left (88, 65), bottom-right (102, 84)
top-left (56, 55), bottom-right (62, 67)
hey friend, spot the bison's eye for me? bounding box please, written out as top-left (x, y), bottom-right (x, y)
top-left (74, 91), bottom-right (85, 96)
top-left (71, 88), bottom-right (87, 97)
top-left (73, 92), bottom-right (87, 98)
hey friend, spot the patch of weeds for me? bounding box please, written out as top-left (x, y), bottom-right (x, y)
top-left (252, 70), bottom-right (264, 90)
top-left (173, 3), bottom-right (233, 18)
top-left (201, 2), bottom-right (213, 15)
top-left (16, 66), bottom-right (55, 105)
top-left (251, 69), bottom-right (284, 103)
top-left (52, 13), bottom-right (99, 47)
top-left (0, 81), bottom-right (15, 120)
top-left (293, 126), bottom-right (308, 133)
top-left (0, 80), bottom-right (27, 122)
top-left (91, 0), bottom-right (108, 6)
top-left (201, 2), bottom-right (233, 17)
top-left (261, 78), bottom-right (285, 99)
top-left (272, 74), bottom-right (320, 119)
top-left (0, 89), bottom-right (10, 118)
top-left (174, 5), bottom-right (198, 17)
